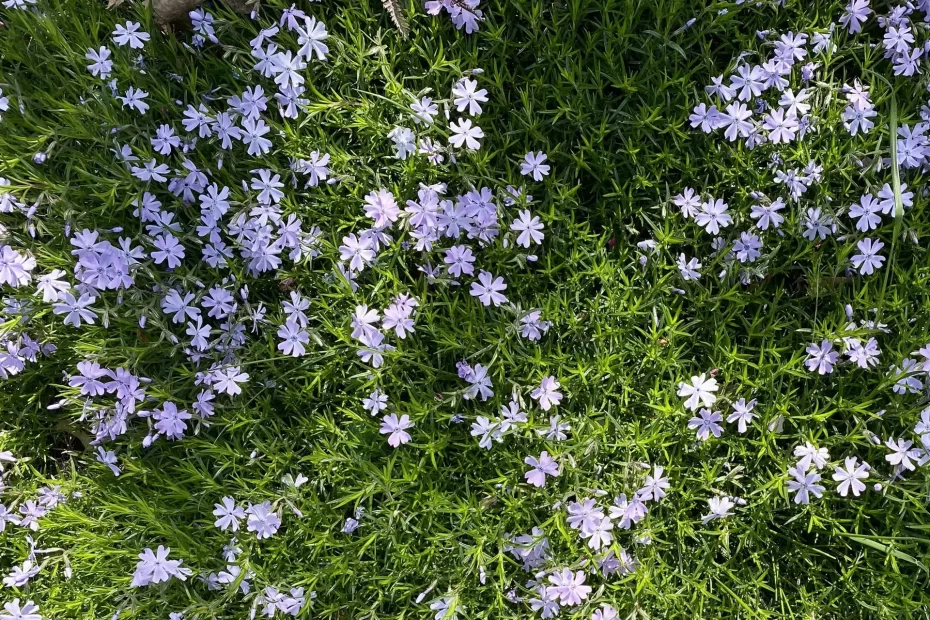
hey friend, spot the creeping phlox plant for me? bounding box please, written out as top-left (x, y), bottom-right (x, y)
top-left (1, 0), bottom-right (930, 617)
top-left (680, 0), bottom-right (930, 514)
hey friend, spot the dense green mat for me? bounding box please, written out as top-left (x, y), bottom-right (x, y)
top-left (1, 0), bottom-right (930, 617)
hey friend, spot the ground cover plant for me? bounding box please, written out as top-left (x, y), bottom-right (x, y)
top-left (1, 0), bottom-right (930, 617)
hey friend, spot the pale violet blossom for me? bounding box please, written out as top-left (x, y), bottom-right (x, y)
top-left (677, 373), bottom-right (718, 411)
top-left (688, 408), bottom-right (724, 440)
top-left (524, 451), bottom-right (558, 487)
top-left (531, 376), bottom-right (562, 411)
top-left (380, 413), bottom-right (413, 447)
top-left (832, 457), bottom-right (870, 497)
top-left (520, 151), bottom-right (550, 181)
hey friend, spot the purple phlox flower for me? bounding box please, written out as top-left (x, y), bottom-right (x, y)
top-left (131, 545), bottom-right (192, 587)
top-left (584, 516), bottom-right (614, 550)
top-left (885, 437), bottom-right (921, 471)
top-left (297, 151), bottom-right (330, 187)
top-left (34, 268), bottom-right (70, 302)
top-left (0, 246), bottom-right (35, 287)
top-left (339, 233), bottom-right (375, 273)
top-left (608, 492), bottom-right (648, 529)
top-left (85, 46), bottom-right (114, 79)
top-left (850, 238), bottom-right (885, 276)
top-left (95, 447), bottom-right (121, 476)
top-left (730, 63), bottom-right (765, 101)
top-left (701, 496), bottom-right (735, 523)
top-left (296, 16), bottom-right (329, 61)
top-left (213, 496), bottom-right (246, 531)
top-left (721, 102), bottom-right (753, 141)
top-left (566, 498), bottom-right (604, 535)
top-left (677, 254), bottom-right (701, 280)
top-left (152, 401), bottom-right (191, 441)
top-left (845, 336), bottom-right (880, 369)
top-left (212, 366), bottom-right (249, 396)
top-left (246, 501), bottom-right (282, 539)
top-left (282, 291), bottom-right (310, 327)
top-left (410, 96), bottom-right (439, 125)
top-left (3, 561), bottom-right (40, 588)
top-left (687, 408), bottom-right (724, 440)
top-left (382, 302), bottom-right (415, 339)
top-left (363, 189), bottom-right (400, 228)
top-left (778, 88), bottom-right (811, 117)
top-left (443, 245), bottom-right (476, 278)
top-left (181, 104), bottom-right (214, 138)
top-left (52, 292), bottom-right (97, 327)
top-left (890, 358), bottom-right (923, 394)
top-left (726, 398), bottom-right (757, 433)
top-left (380, 413), bottom-right (413, 447)
top-left (673, 187), bottom-right (701, 219)
top-left (240, 117), bottom-right (272, 156)
top-left (848, 194), bottom-right (882, 231)
top-left (676, 373), bottom-right (718, 411)
top-left (688, 103), bottom-right (724, 133)
top-left (531, 376), bottom-right (562, 411)
top-left (186, 317), bottom-right (211, 351)
top-left (802, 207), bottom-right (834, 240)
top-left (452, 78), bottom-right (488, 115)
top-left (228, 85), bottom-right (268, 119)
top-left (118, 86), bottom-right (149, 114)
top-left (470, 415), bottom-right (501, 449)
top-left (733, 231), bottom-right (762, 263)
top-left (804, 340), bottom-right (838, 374)
top-left (763, 107), bottom-right (799, 144)
top-left (592, 605), bottom-right (620, 620)
top-left (877, 182), bottom-right (913, 215)
top-left (469, 271), bottom-right (507, 306)
top-left (448, 117), bottom-right (485, 151)
top-left (528, 585), bottom-right (560, 618)
top-left (694, 198), bottom-right (732, 234)
top-left (387, 127), bottom-right (416, 159)
top-left (639, 465), bottom-right (671, 501)
top-left (113, 21), bottom-right (150, 49)
top-left (277, 318), bottom-right (310, 357)
top-left (0, 599), bottom-right (41, 620)
top-left (162, 289), bottom-right (200, 324)
top-left (351, 305), bottom-right (381, 345)
top-left (832, 457), bottom-right (870, 497)
top-left (546, 568), bottom-right (591, 606)
top-left (150, 234), bottom-right (185, 269)
top-left (519, 310), bottom-right (551, 342)
top-left (842, 100), bottom-right (876, 136)
top-left (705, 75), bottom-right (735, 101)
top-left (362, 389), bottom-right (388, 415)
top-left (786, 466), bottom-right (825, 504)
top-left (520, 151), bottom-right (550, 181)
top-left (539, 415), bottom-right (570, 441)
top-left (524, 451), bottom-right (558, 487)
top-left (794, 442), bottom-right (830, 471)
top-left (510, 210), bottom-right (544, 247)
top-left (463, 363), bottom-right (494, 401)
top-left (69, 360), bottom-right (112, 397)
top-left (840, 0), bottom-right (871, 33)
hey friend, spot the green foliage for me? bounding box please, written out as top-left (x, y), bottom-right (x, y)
top-left (1, 0), bottom-right (930, 618)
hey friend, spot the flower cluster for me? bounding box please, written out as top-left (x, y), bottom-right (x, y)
top-left (4, 0), bottom-right (930, 616)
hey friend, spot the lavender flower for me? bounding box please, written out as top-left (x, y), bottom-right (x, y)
top-left (687, 408), bottom-right (724, 440)
top-left (520, 151), bottom-right (550, 181)
top-left (524, 451), bottom-right (558, 487)
top-left (380, 413), bottom-right (413, 447)
top-left (246, 501), bottom-right (281, 539)
top-left (531, 376), bottom-right (562, 411)
top-left (804, 340), bottom-right (838, 375)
